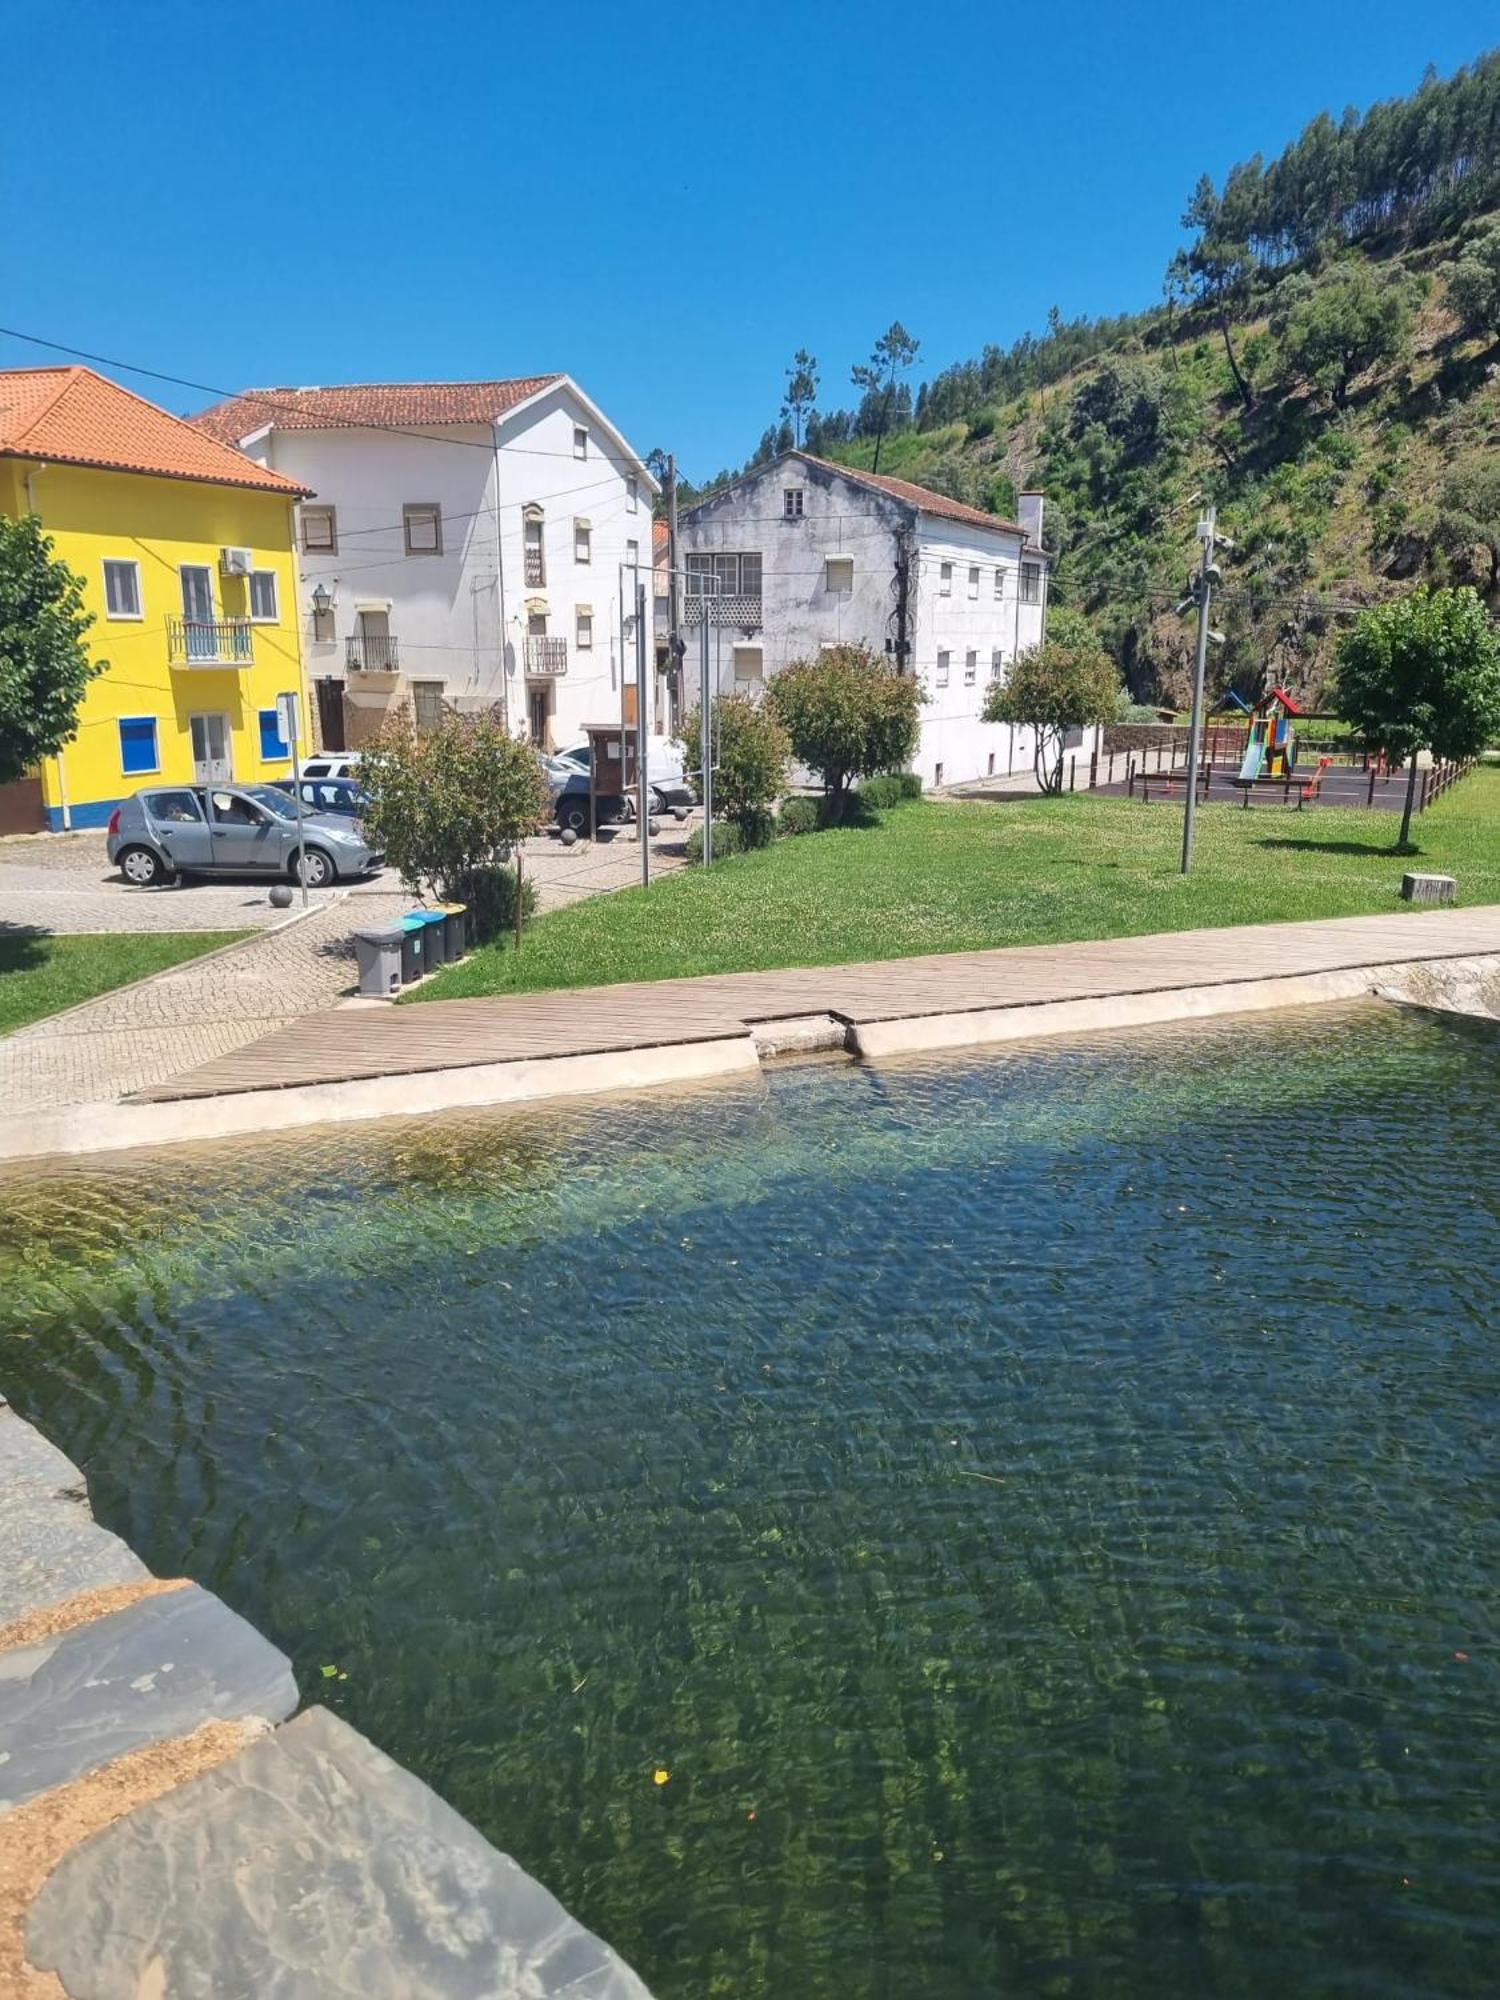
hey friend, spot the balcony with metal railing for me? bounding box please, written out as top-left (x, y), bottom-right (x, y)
top-left (167, 617), bottom-right (254, 667)
top-left (346, 634), bottom-right (401, 673)
top-left (682, 594), bottom-right (762, 630)
top-left (525, 636), bottom-right (568, 676)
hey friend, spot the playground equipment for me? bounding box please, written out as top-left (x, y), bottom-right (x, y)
top-left (1237, 687), bottom-right (1302, 782)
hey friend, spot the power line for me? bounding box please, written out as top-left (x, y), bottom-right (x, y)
top-left (0, 324), bottom-right (658, 474)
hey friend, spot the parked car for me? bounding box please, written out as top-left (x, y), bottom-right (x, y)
top-left (298, 752), bottom-right (363, 781)
top-left (268, 775), bottom-right (370, 820)
top-left (545, 741), bottom-right (693, 833)
top-left (107, 784), bottom-right (384, 888)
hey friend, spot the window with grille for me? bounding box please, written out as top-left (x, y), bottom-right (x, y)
top-left (685, 552), bottom-right (761, 595)
top-left (523, 508), bottom-right (545, 586)
top-left (411, 681), bottom-right (445, 734)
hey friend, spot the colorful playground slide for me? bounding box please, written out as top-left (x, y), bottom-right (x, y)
top-left (1238, 733), bottom-right (1265, 781)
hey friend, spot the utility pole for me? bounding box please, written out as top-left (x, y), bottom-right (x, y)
top-left (1179, 505), bottom-right (1229, 876)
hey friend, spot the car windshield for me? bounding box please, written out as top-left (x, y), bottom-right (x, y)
top-left (245, 785), bottom-right (298, 821)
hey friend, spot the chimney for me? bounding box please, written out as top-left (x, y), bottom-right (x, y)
top-left (1018, 490), bottom-right (1044, 548)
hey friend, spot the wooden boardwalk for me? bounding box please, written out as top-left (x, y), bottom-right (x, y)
top-left (130, 906), bottom-right (1500, 1105)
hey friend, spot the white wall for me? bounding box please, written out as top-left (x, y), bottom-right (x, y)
top-left (249, 381), bottom-right (654, 749)
top-left (679, 456), bottom-right (1061, 789)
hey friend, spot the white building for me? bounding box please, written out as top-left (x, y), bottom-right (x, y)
top-left (192, 377), bottom-right (658, 753)
top-left (677, 451), bottom-right (1057, 789)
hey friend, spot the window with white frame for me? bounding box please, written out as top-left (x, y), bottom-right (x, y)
top-left (967, 566), bottom-right (979, 599)
top-left (733, 645), bottom-right (764, 681)
top-left (964, 649), bottom-right (977, 684)
top-left (936, 649), bottom-right (950, 687)
top-left (994, 566), bottom-right (1005, 599)
top-left (783, 487), bottom-right (804, 519)
top-left (626, 474), bottom-right (638, 513)
top-left (301, 506), bottom-right (336, 553)
top-left (685, 552), bottom-right (762, 597)
top-left (248, 571), bottom-right (278, 622)
top-left (939, 562), bottom-right (952, 596)
top-left (825, 555), bottom-right (854, 593)
top-left (1021, 561), bottom-right (1042, 604)
top-left (574, 519), bottom-right (591, 564)
top-left (576, 605), bottom-right (593, 650)
top-left (403, 504), bottom-right (441, 555)
top-left (103, 559), bottom-right (141, 619)
top-left (523, 507), bottom-right (545, 586)
top-left (990, 647), bottom-right (1005, 680)
top-left (573, 425), bottom-right (588, 460)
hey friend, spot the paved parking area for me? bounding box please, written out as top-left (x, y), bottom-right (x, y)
top-left (0, 820), bottom-right (695, 1115)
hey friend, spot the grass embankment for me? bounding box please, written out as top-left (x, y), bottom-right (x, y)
top-left (0, 932), bottom-right (247, 1035)
top-left (414, 769), bottom-right (1500, 1002)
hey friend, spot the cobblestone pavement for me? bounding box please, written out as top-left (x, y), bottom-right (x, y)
top-left (0, 821), bottom-right (693, 1116)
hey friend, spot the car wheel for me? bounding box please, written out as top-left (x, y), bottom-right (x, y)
top-left (294, 845), bottom-right (335, 888)
top-left (557, 797), bottom-right (592, 837)
top-left (118, 845), bottom-right (166, 888)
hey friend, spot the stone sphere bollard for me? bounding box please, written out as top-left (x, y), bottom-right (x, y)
top-left (647, 818), bottom-right (661, 837)
top-left (268, 884), bottom-right (294, 909)
top-left (560, 827), bottom-right (578, 848)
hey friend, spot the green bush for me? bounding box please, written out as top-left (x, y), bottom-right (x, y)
top-left (858, 772), bottom-right (921, 811)
top-left (460, 862), bottom-right (537, 943)
top-left (777, 796), bottom-right (822, 836)
top-left (685, 813), bottom-right (774, 863)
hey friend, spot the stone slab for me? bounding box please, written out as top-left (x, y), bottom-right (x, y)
top-left (0, 1584), bottom-right (296, 1813)
top-left (0, 1486), bottom-right (147, 1630)
top-left (0, 1404), bottom-right (89, 1500)
top-left (28, 1705), bottom-right (654, 1999)
top-left (1402, 871), bottom-right (1457, 905)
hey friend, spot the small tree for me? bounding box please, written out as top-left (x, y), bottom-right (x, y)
top-left (983, 611), bottom-right (1120, 794)
top-left (0, 515), bottom-right (104, 786)
top-left (766, 643), bottom-right (922, 816)
top-left (1335, 586), bottom-right (1500, 847)
top-left (1272, 265), bottom-right (1413, 411)
top-left (678, 691), bottom-right (789, 842)
top-left (1446, 220), bottom-right (1500, 342)
top-left (358, 714), bottom-right (550, 939)
top-left (781, 350), bottom-right (819, 448)
top-left (851, 322), bottom-right (920, 473)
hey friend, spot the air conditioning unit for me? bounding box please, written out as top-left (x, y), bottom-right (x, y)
top-left (219, 546), bottom-right (253, 576)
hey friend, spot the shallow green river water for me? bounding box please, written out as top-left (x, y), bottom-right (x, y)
top-left (3, 1003), bottom-right (1499, 1998)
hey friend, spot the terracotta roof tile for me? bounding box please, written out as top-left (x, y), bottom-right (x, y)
top-left (0, 367), bottom-right (309, 495)
top-left (796, 452), bottom-right (1029, 537)
top-left (191, 376), bottom-right (565, 446)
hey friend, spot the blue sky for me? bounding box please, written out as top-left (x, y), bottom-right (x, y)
top-left (1, 2), bottom-right (1489, 482)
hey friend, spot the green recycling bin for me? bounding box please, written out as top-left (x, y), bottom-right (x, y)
top-left (399, 914), bottom-right (426, 984)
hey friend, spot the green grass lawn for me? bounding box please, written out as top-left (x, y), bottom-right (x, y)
top-left (0, 932), bottom-right (247, 1035)
top-left (414, 768), bottom-right (1500, 1002)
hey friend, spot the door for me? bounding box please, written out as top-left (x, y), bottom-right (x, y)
top-left (315, 677), bottom-right (346, 752)
top-left (527, 685), bottom-right (552, 747)
top-left (206, 788), bottom-right (280, 872)
top-left (143, 789), bottom-right (214, 871)
top-left (181, 566), bottom-right (216, 662)
top-left (190, 713), bottom-right (232, 782)
top-left (356, 608), bottom-right (392, 671)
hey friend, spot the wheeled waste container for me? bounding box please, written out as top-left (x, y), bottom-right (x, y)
top-left (419, 909), bottom-right (448, 969)
top-left (399, 914), bottom-right (426, 984)
top-left (352, 926), bottom-right (403, 998)
top-left (440, 902), bottom-right (468, 962)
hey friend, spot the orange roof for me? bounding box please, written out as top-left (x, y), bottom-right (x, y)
top-left (0, 367), bottom-right (309, 495)
top-left (796, 453), bottom-right (1028, 537)
top-left (191, 376), bottom-right (565, 446)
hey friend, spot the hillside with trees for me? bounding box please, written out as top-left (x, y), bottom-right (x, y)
top-left (721, 50), bottom-right (1500, 709)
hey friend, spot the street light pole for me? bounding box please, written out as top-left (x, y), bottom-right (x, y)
top-left (1181, 506), bottom-right (1218, 877)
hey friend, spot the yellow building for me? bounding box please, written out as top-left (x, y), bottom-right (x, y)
top-left (0, 366), bottom-right (312, 830)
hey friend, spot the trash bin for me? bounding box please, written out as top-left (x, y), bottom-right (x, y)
top-left (440, 902), bottom-right (468, 962)
top-left (352, 925), bottom-right (403, 998)
top-left (399, 914), bottom-right (426, 984)
top-left (419, 908), bottom-right (448, 970)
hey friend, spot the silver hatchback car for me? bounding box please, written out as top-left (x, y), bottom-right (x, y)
top-left (107, 783), bottom-right (384, 889)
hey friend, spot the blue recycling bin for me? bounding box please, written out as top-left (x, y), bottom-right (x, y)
top-left (399, 914), bottom-right (426, 984)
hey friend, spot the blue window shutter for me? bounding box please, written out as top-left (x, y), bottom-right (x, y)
top-left (118, 716), bottom-right (158, 776)
top-left (259, 708), bottom-right (289, 760)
